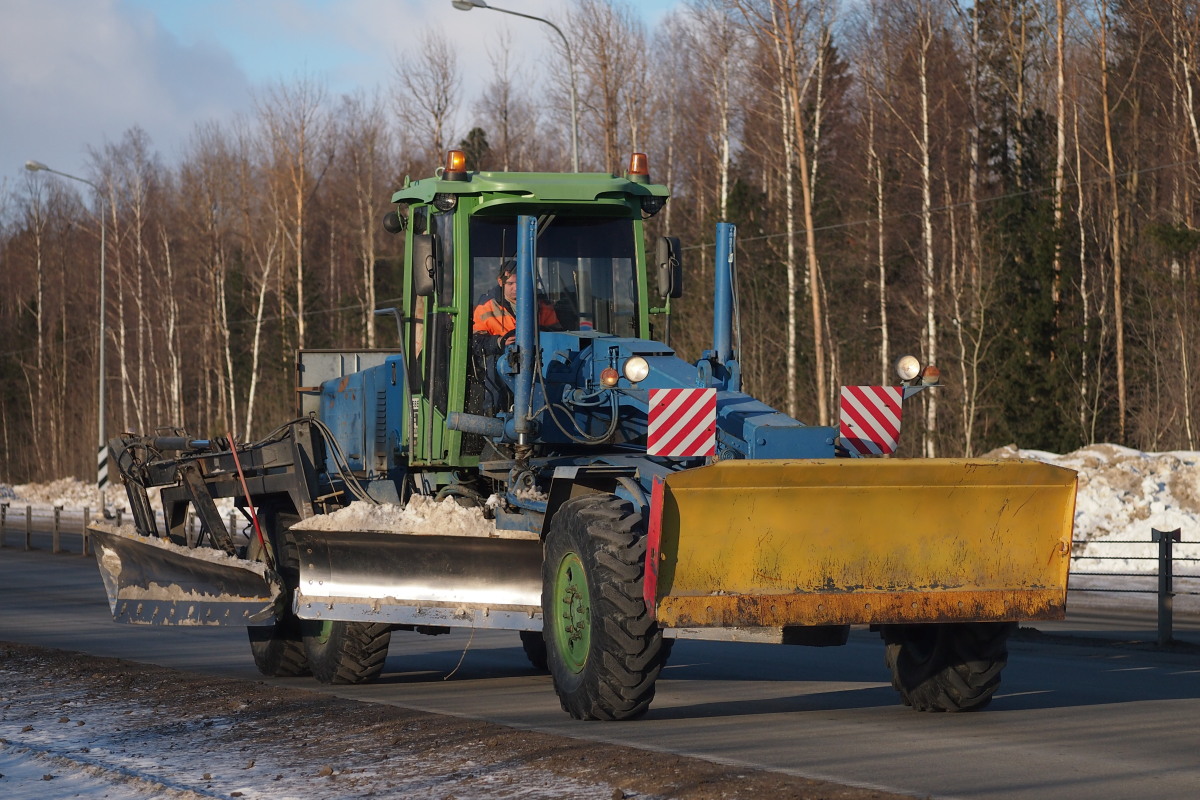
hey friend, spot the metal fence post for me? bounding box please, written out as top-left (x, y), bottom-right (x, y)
top-left (0, 502), bottom-right (7, 548)
top-left (52, 505), bottom-right (62, 554)
top-left (83, 507), bottom-right (91, 557)
top-left (24, 505), bottom-right (32, 550)
top-left (1152, 528), bottom-right (1181, 647)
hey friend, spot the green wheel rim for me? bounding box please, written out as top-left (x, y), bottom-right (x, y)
top-left (553, 551), bottom-right (591, 673)
top-left (310, 620), bottom-right (333, 646)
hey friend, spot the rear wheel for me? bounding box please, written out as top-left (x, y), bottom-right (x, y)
top-left (882, 622), bottom-right (1016, 711)
top-left (304, 620), bottom-right (392, 685)
top-left (247, 510), bottom-right (309, 677)
top-left (542, 494), bottom-right (669, 720)
top-left (519, 631), bottom-right (549, 672)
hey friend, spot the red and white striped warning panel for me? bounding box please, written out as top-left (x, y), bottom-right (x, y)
top-left (839, 386), bottom-right (903, 456)
top-left (648, 388), bottom-right (717, 457)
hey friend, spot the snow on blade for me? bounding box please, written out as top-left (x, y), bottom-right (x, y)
top-left (88, 522), bottom-right (270, 577)
top-left (292, 495), bottom-right (500, 538)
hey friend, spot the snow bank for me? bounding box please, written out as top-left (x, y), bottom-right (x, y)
top-left (4, 477), bottom-right (113, 510)
top-left (984, 443), bottom-right (1200, 572)
top-left (0, 478), bottom-right (233, 515)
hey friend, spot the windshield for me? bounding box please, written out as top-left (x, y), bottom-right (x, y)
top-left (469, 216), bottom-right (640, 337)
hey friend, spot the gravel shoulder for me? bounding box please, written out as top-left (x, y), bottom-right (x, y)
top-left (1, 641), bottom-right (913, 800)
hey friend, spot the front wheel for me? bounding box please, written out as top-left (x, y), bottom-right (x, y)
top-left (881, 622), bottom-right (1016, 712)
top-left (542, 494), bottom-right (669, 721)
top-left (303, 620), bottom-right (392, 685)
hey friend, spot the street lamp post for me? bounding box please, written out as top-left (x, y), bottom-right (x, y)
top-left (24, 160), bottom-right (108, 507)
top-left (451, 0), bottom-right (580, 173)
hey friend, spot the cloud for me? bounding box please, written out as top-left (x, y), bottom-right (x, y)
top-left (0, 0), bottom-right (671, 183)
top-left (0, 0), bottom-right (251, 180)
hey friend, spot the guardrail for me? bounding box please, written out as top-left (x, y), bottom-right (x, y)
top-left (1070, 527), bottom-right (1198, 646)
top-left (0, 502), bottom-right (239, 557)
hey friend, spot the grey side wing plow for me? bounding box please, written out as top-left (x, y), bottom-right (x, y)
top-left (91, 524), bottom-right (283, 626)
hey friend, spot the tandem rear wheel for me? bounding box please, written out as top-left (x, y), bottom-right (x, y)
top-left (303, 620), bottom-right (393, 685)
top-left (247, 510), bottom-right (309, 678)
top-left (881, 621), bottom-right (1016, 711)
top-left (541, 494), bottom-right (671, 721)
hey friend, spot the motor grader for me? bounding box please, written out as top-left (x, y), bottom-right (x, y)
top-left (91, 150), bottom-right (1076, 720)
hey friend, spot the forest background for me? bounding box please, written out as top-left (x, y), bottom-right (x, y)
top-left (3, 0), bottom-right (1200, 483)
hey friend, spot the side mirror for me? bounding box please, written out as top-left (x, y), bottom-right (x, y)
top-left (656, 236), bottom-right (683, 299)
top-left (382, 210), bottom-right (405, 235)
top-left (411, 234), bottom-right (437, 297)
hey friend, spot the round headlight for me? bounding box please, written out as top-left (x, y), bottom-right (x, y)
top-left (623, 356), bottom-right (650, 384)
top-left (895, 355), bottom-right (921, 382)
top-left (600, 367), bottom-right (620, 387)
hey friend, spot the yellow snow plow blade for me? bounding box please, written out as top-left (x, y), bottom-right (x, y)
top-left (650, 459), bottom-right (1076, 628)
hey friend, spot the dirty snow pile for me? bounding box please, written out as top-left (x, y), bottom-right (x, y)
top-left (291, 494), bottom-right (502, 538)
top-left (0, 478), bottom-right (234, 515)
top-left (0, 477), bottom-right (116, 511)
top-left (986, 443), bottom-right (1200, 572)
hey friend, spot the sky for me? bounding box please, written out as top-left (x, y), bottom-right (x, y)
top-left (0, 0), bottom-right (681, 191)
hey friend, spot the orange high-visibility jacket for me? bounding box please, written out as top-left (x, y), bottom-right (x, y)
top-left (472, 294), bottom-right (559, 337)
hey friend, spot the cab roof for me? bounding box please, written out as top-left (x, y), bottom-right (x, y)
top-left (390, 169), bottom-right (670, 206)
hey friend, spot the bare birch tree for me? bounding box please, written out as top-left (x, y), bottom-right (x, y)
top-left (570, 0), bottom-right (646, 173)
top-left (334, 91), bottom-right (393, 348)
top-left (257, 77), bottom-right (329, 351)
top-left (736, 0), bottom-right (830, 425)
top-left (393, 30), bottom-right (462, 170)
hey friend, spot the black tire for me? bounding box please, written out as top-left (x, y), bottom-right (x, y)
top-left (881, 621), bottom-right (1016, 712)
top-left (541, 494), bottom-right (670, 721)
top-left (247, 510), bottom-right (309, 677)
top-left (304, 621), bottom-right (392, 685)
top-left (519, 630), bottom-right (549, 672)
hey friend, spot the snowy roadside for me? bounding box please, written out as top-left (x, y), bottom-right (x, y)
top-left (0, 642), bottom-right (908, 800)
top-left (983, 443), bottom-right (1200, 572)
top-left (6, 442), bottom-right (1199, 574)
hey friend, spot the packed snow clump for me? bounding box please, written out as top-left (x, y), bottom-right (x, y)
top-left (291, 494), bottom-right (502, 538)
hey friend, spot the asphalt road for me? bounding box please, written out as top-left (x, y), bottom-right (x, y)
top-left (2, 543), bottom-right (1199, 800)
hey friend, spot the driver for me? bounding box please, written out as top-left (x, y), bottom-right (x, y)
top-left (471, 260), bottom-right (561, 349)
top-left (471, 261), bottom-right (561, 415)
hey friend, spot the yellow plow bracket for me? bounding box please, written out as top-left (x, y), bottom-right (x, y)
top-left (651, 459), bottom-right (1077, 628)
